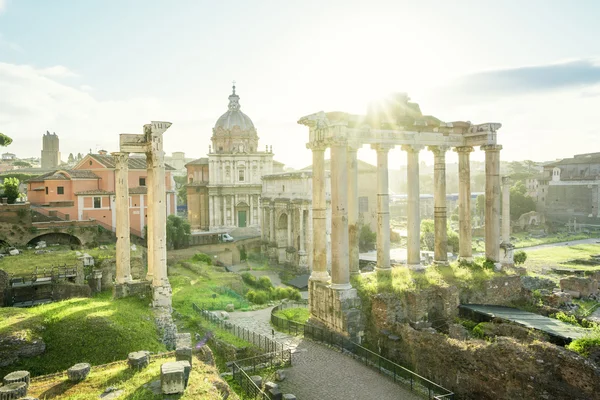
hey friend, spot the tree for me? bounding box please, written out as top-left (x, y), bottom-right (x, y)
top-left (420, 219), bottom-right (435, 251)
top-left (359, 225), bottom-right (376, 252)
top-left (173, 175), bottom-right (188, 205)
top-left (514, 250), bottom-right (527, 265)
top-left (77, 153), bottom-right (83, 161)
top-left (12, 161), bottom-right (31, 168)
top-left (2, 177), bottom-right (20, 204)
top-left (0, 133), bottom-right (13, 147)
top-left (166, 214), bottom-right (191, 249)
top-left (510, 183), bottom-right (536, 219)
top-left (476, 194), bottom-right (485, 223)
top-left (68, 153), bottom-right (75, 163)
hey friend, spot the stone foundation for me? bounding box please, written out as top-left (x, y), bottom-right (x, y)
top-left (153, 307), bottom-right (178, 350)
top-left (152, 284), bottom-right (173, 309)
top-left (308, 280), bottom-right (363, 342)
top-left (113, 280), bottom-right (151, 300)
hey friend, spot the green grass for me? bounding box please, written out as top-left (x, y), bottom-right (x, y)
top-left (0, 244), bottom-right (139, 275)
top-left (273, 307), bottom-right (310, 324)
top-left (352, 261), bottom-right (504, 296)
top-left (0, 292), bottom-right (165, 377)
top-left (523, 244), bottom-right (600, 274)
top-left (511, 232), bottom-right (595, 249)
top-left (26, 354), bottom-right (230, 400)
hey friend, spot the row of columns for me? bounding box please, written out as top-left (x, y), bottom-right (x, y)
top-left (209, 194), bottom-right (259, 228)
top-left (308, 141), bottom-right (503, 287)
top-left (261, 203), bottom-right (308, 253)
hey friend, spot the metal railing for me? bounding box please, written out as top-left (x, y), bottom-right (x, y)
top-left (271, 303), bottom-right (455, 400)
top-left (231, 362), bottom-right (270, 400)
top-left (191, 299), bottom-right (250, 312)
top-left (193, 303), bottom-right (286, 354)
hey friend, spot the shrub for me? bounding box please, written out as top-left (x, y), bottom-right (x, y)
top-left (252, 290), bottom-right (268, 304)
top-left (514, 250), bottom-right (527, 265)
top-left (241, 272), bottom-right (257, 286)
top-left (482, 259), bottom-right (496, 270)
top-left (359, 225), bottom-right (376, 252)
top-left (192, 253), bottom-right (213, 265)
top-left (567, 335), bottom-right (600, 357)
top-left (246, 290), bottom-right (256, 303)
top-left (258, 276), bottom-right (273, 290)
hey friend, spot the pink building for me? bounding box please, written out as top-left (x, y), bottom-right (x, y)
top-left (26, 153), bottom-right (176, 236)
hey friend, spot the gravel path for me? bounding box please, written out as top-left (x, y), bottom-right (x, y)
top-left (227, 307), bottom-right (422, 400)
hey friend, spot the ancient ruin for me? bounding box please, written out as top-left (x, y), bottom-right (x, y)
top-left (298, 93), bottom-right (507, 339)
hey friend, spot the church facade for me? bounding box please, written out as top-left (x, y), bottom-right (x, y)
top-left (186, 85), bottom-right (277, 231)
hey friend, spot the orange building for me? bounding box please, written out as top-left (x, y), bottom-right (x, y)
top-left (26, 153), bottom-right (176, 236)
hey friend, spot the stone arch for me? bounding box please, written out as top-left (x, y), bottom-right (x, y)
top-left (277, 213), bottom-right (288, 247)
top-left (26, 232), bottom-right (82, 247)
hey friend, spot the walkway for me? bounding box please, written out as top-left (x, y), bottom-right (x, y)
top-left (227, 307), bottom-right (422, 400)
top-left (520, 238), bottom-right (600, 251)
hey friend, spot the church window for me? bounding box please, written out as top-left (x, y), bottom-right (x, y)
top-left (239, 169), bottom-right (245, 182)
top-left (359, 196), bottom-right (369, 213)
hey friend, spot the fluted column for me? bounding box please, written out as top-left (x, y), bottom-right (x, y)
top-left (455, 146), bottom-right (474, 262)
top-left (330, 139), bottom-right (351, 289)
top-left (347, 142), bottom-right (360, 276)
top-left (113, 152), bottom-right (132, 284)
top-left (429, 146), bottom-right (448, 265)
top-left (299, 206), bottom-right (305, 252)
top-left (146, 156), bottom-right (155, 281)
top-left (502, 177), bottom-right (511, 244)
top-left (371, 144), bottom-right (393, 272)
top-left (483, 144), bottom-right (502, 263)
top-left (269, 205), bottom-right (275, 243)
top-left (403, 145), bottom-right (423, 268)
top-left (308, 144), bottom-right (329, 282)
top-left (287, 206), bottom-right (292, 247)
top-left (209, 195), bottom-right (214, 228)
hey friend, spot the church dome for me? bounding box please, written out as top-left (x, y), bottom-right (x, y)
top-left (214, 85), bottom-right (255, 131)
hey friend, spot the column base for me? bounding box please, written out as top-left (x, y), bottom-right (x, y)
top-left (433, 260), bottom-right (449, 267)
top-left (331, 282), bottom-right (353, 290)
top-left (113, 280), bottom-right (151, 299)
top-left (152, 283), bottom-right (173, 309)
top-left (309, 270), bottom-right (330, 283)
top-left (406, 263), bottom-right (426, 271)
top-left (375, 266), bottom-right (392, 274)
top-left (458, 256), bottom-right (473, 264)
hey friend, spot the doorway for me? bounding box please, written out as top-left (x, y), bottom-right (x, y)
top-left (238, 210), bottom-right (247, 227)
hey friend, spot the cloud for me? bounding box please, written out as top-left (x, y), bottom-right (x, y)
top-left (0, 0), bottom-right (6, 14)
top-left (449, 59), bottom-right (600, 97)
top-left (37, 65), bottom-right (79, 78)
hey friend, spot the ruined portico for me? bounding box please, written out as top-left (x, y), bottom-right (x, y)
top-left (299, 94), bottom-right (503, 339)
top-left (114, 121), bottom-right (173, 309)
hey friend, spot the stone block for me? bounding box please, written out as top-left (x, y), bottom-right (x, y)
top-left (176, 333), bottom-right (193, 365)
top-left (220, 311), bottom-right (230, 320)
top-left (2, 370), bottom-right (30, 387)
top-left (177, 360), bottom-right (191, 388)
top-left (449, 324), bottom-right (469, 341)
top-left (282, 395), bottom-right (297, 400)
top-left (264, 381), bottom-right (278, 391)
top-left (560, 277), bottom-right (598, 298)
top-left (127, 351), bottom-right (150, 370)
top-left (250, 375), bottom-right (262, 388)
top-left (275, 369), bottom-right (286, 381)
top-left (67, 363), bottom-right (91, 382)
top-left (0, 382), bottom-right (27, 399)
top-left (160, 361), bottom-right (185, 394)
top-left (563, 289), bottom-right (581, 299)
top-left (225, 303), bottom-right (235, 312)
top-left (268, 387), bottom-right (282, 400)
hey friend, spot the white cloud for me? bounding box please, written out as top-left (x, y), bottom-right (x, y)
top-left (0, 33), bottom-right (22, 53)
top-left (0, 0), bottom-right (7, 14)
top-left (37, 65), bottom-right (79, 79)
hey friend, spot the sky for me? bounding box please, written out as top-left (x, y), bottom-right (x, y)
top-left (1, 0), bottom-right (599, 170)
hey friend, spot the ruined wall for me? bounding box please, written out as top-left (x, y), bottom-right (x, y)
top-left (53, 283), bottom-right (92, 300)
top-left (309, 281), bottom-right (363, 341)
top-left (458, 275), bottom-right (529, 305)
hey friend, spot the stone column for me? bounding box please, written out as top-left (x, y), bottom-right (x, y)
top-left (429, 146), bottom-right (448, 265)
top-left (483, 144), bottom-right (503, 263)
top-left (269, 205), bottom-right (275, 243)
top-left (208, 195), bottom-right (214, 228)
top-left (403, 145), bottom-right (423, 268)
top-left (249, 195), bottom-right (254, 226)
top-left (308, 143), bottom-right (330, 282)
top-left (113, 152), bottom-right (132, 284)
top-left (299, 206), bottom-right (305, 252)
top-left (287, 206), bottom-right (292, 247)
top-left (146, 157), bottom-right (155, 281)
top-left (502, 177), bottom-right (511, 244)
top-left (330, 139), bottom-right (351, 290)
top-left (347, 143), bottom-right (360, 276)
top-left (371, 144), bottom-right (393, 273)
top-left (146, 124), bottom-right (171, 308)
top-left (455, 146), bottom-right (474, 262)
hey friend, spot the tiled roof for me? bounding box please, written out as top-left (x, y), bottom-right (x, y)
top-left (129, 186), bottom-right (147, 194)
top-left (185, 158), bottom-right (209, 166)
top-left (26, 169), bottom-right (100, 182)
top-left (75, 189), bottom-right (114, 196)
top-left (89, 154), bottom-right (176, 170)
top-left (68, 170), bottom-right (100, 179)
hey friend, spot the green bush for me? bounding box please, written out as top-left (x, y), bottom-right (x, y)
top-left (359, 225), bottom-right (376, 252)
top-left (514, 250), bottom-right (527, 265)
top-left (482, 259), bottom-right (496, 270)
top-left (246, 290), bottom-right (256, 303)
top-left (252, 291), bottom-right (268, 304)
top-left (241, 272), bottom-right (257, 286)
top-left (567, 335), bottom-right (600, 357)
top-left (192, 253), bottom-right (213, 265)
top-left (258, 275), bottom-right (273, 290)
top-left (553, 311), bottom-right (579, 326)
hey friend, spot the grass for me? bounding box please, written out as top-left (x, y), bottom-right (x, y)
top-left (0, 292), bottom-right (165, 377)
top-left (511, 232), bottom-right (595, 249)
top-left (522, 244), bottom-right (600, 274)
top-left (273, 307), bottom-right (310, 324)
top-left (26, 354), bottom-right (232, 400)
top-left (352, 261), bottom-right (504, 297)
top-left (0, 244), bottom-right (142, 276)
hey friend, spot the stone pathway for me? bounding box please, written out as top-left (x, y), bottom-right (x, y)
top-left (227, 307), bottom-right (422, 400)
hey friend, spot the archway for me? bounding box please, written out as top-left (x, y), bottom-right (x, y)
top-left (235, 201), bottom-right (249, 227)
top-left (27, 233), bottom-right (82, 247)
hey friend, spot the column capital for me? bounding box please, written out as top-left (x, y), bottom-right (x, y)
top-left (370, 143), bottom-right (395, 152)
top-left (427, 145), bottom-right (449, 155)
top-left (401, 144), bottom-right (424, 153)
top-left (454, 146), bottom-right (474, 154)
top-left (347, 141), bottom-right (362, 152)
top-left (481, 144), bottom-right (503, 152)
top-left (306, 142), bottom-right (328, 151)
top-left (111, 152), bottom-right (129, 168)
top-left (323, 137), bottom-right (348, 148)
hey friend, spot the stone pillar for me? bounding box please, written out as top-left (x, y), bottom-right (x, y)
top-left (308, 144), bottom-right (330, 282)
top-left (147, 124), bottom-right (171, 309)
top-left (347, 143), bottom-right (360, 276)
top-left (483, 144), bottom-right (502, 264)
top-left (208, 195), bottom-right (214, 228)
top-left (371, 144), bottom-right (393, 273)
top-left (403, 145), bottom-right (423, 269)
top-left (429, 146), bottom-right (448, 265)
top-left (146, 158), bottom-right (155, 281)
top-left (269, 206), bottom-right (275, 243)
top-left (287, 206), bottom-right (292, 247)
top-left (501, 176), bottom-right (514, 268)
top-left (299, 206), bottom-right (305, 252)
top-left (455, 146), bottom-right (474, 262)
top-left (330, 140), bottom-right (351, 290)
top-left (113, 152), bottom-right (132, 284)
top-left (249, 195), bottom-right (253, 226)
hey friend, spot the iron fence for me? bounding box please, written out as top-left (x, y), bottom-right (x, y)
top-left (191, 299), bottom-right (249, 312)
top-left (271, 303), bottom-right (455, 400)
top-left (231, 362), bottom-right (270, 400)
